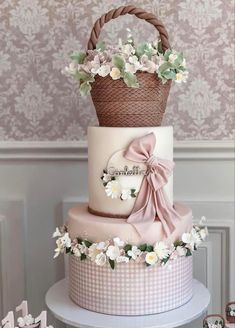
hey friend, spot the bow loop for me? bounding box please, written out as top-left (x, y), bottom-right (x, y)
top-left (124, 132), bottom-right (180, 237)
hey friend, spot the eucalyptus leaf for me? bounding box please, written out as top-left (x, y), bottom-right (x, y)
top-left (84, 240), bottom-right (92, 247)
top-left (75, 71), bottom-right (94, 83)
top-left (123, 72), bottom-right (139, 88)
top-left (174, 52), bottom-right (184, 67)
top-left (112, 55), bottom-right (125, 71)
top-left (162, 69), bottom-right (176, 80)
top-left (158, 62), bottom-right (173, 73)
top-left (186, 249), bottom-right (192, 257)
top-left (163, 49), bottom-right (172, 61)
top-left (70, 51), bottom-right (86, 64)
top-left (139, 244), bottom-right (147, 252)
top-left (79, 82), bottom-right (91, 96)
top-left (81, 254), bottom-right (87, 261)
top-left (146, 245), bottom-right (154, 252)
top-left (124, 244), bottom-right (132, 253)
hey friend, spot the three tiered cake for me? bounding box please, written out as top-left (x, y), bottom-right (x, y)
top-left (53, 4), bottom-right (208, 317)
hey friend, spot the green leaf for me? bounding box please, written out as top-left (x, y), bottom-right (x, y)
top-left (123, 72), bottom-right (139, 88)
top-left (81, 253), bottom-right (86, 261)
top-left (174, 52), bottom-right (184, 67)
top-left (158, 62), bottom-right (173, 74)
top-left (75, 71), bottom-right (94, 83)
top-left (109, 259), bottom-right (115, 270)
top-left (139, 244), bottom-right (147, 252)
top-left (112, 55), bottom-right (125, 71)
top-left (161, 256), bottom-right (170, 264)
top-left (70, 51), bottom-right (86, 64)
top-left (96, 41), bottom-right (106, 51)
top-left (162, 69), bottom-right (176, 80)
top-left (79, 82), bottom-right (91, 96)
top-left (77, 237), bottom-right (83, 244)
top-left (124, 244), bottom-right (132, 253)
top-left (163, 49), bottom-right (172, 61)
top-left (186, 248), bottom-right (192, 257)
top-left (84, 240), bottom-right (92, 247)
top-left (157, 41), bottom-right (163, 54)
top-left (146, 245), bottom-right (154, 252)
top-left (136, 43), bottom-right (153, 59)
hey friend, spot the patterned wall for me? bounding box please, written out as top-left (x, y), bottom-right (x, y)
top-left (0, 0), bottom-right (234, 141)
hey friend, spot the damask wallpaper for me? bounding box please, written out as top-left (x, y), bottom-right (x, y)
top-left (0, 0), bottom-right (234, 141)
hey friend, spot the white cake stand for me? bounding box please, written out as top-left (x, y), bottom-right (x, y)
top-left (45, 279), bottom-right (210, 328)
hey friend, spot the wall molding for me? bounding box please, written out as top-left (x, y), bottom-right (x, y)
top-left (0, 140), bottom-right (234, 160)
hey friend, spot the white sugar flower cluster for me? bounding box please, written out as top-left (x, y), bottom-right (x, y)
top-left (17, 315), bottom-right (34, 327)
top-left (207, 323), bottom-right (223, 328)
top-left (101, 172), bottom-right (137, 201)
top-left (63, 30), bottom-right (188, 96)
top-left (53, 217), bottom-right (208, 270)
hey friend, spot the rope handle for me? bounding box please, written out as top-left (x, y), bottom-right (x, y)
top-left (87, 5), bottom-right (170, 52)
top-left (203, 314), bottom-right (225, 327)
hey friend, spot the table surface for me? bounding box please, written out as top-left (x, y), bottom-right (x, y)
top-left (45, 279), bottom-right (210, 328)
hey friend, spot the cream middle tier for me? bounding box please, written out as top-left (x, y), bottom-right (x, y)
top-left (88, 126), bottom-right (173, 217)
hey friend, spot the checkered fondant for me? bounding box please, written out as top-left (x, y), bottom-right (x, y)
top-left (69, 256), bottom-right (193, 316)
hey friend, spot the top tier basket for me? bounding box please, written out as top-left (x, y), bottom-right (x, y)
top-left (88, 5), bottom-right (172, 127)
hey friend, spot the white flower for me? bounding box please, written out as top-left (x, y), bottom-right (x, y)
top-left (90, 55), bottom-right (101, 74)
top-left (127, 246), bottom-right (141, 260)
top-left (95, 252), bottom-right (107, 266)
top-left (102, 172), bottom-right (111, 183)
top-left (121, 44), bottom-right (135, 56)
top-left (191, 228), bottom-right (202, 246)
top-left (52, 227), bottom-right (62, 238)
top-left (176, 246), bottom-right (187, 257)
top-left (125, 62), bottom-right (137, 74)
top-left (140, 54), bottom-right (157, 73)
top-left (154, 241), bottom-right (170, 260)
top-left (72, 245), bottom-right (81, 257)
top-left (61, 233), bottom-right (72, 248)
top-left (168, 53), bottom-right (178, 63)
top-left (182, 228), bottom-right (201, 250)
top-left (54, 234), bottom-right (71, 258)
top-left (121, 189), bottom-right (132, 200)
top-left (116, 256), bottom-right (129, 263)
top-left (175, 71), bottom-right (188, 83)
top-left (97, 64), bottom-right (110, 77)
top-left (113, 237), bottom-right (125, 247)
top-left (105, 180), bottom-right (121, 198)
top-left (78, 242), bottom-right (88, 255)
top-left (106, 245), bottom-right (121, 260)
top-left (88, 243), bottom-right (100, 261)
top-left (145, 252), bottom-right (158, 265)
top-left (96, 241), bottom-right (109, 251)
top-left (199, 227), bottom-right (208, 240)
top-left (181, 58), bottom-right (186, 67)
top-left (110, 67), bottom-right (121, 80)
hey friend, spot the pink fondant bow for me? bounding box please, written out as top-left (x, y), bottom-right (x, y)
top-left (124, 132), bottom-right (180, 237)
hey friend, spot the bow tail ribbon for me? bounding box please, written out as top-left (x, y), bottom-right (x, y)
top-left (127, 176), bottom-right (179, 237)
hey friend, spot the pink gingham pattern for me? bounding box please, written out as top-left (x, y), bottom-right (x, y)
top-left (69, 256), bottom-right (193, 316)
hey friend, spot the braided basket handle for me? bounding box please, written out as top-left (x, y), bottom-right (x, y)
top-left (203, 314), bottom-right (225, 327)
top-left (87, 5), bottom-right (170, 52)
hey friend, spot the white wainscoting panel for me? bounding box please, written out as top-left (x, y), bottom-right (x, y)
top-left (0, 200), bottom-right (26, 320)
top-left (0, 140), bottom-right (234, 328)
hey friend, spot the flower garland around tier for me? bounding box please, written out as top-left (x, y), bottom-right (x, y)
top-left (52, 217), bottom-right (208, 270)
top-left (63, 29), bottom-right (188, 96)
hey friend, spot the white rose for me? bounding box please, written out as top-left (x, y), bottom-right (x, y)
top-left (95, 252), bottom-right (107, 266)
top-left (145, 252), bottom-right (158, 265)
top-left (175, 71), bottom-right (188, 83)
top-left (96, 241), bottom-right (108, 251)
top-left (106, 245), bottom-right (121, 260)
top-left (72, 246), bottom-right (81, 257)
top-left (88, 243), bottom-right (100, 261)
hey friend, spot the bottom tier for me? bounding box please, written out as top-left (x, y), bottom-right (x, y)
top-left (69, 255), bottom-right (193, 316)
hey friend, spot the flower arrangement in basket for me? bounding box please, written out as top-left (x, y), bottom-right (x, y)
top-left (226, 302), bottom-right (235, 323)
top-left (63, 5), bottom-right (188, 127)
top-left (203, 315), bottom-right (226, 328)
